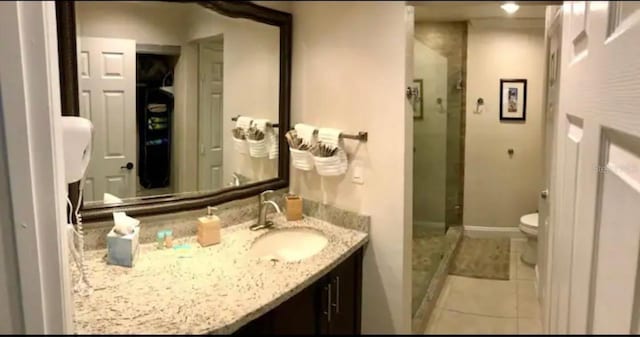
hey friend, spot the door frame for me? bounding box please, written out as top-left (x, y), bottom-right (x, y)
top-left (0, 1), bottom-right (73, 333)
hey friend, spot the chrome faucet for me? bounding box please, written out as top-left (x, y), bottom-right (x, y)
top-left (249, 190), bottom-right (282, 231)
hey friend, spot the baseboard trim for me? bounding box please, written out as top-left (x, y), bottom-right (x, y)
top-left (463, 225), bottom-right (526, 238)
top-left (414, 220), bottom-right (445, 229)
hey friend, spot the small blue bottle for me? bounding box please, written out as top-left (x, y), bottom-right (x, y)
top-left (156, 231), bottom-right (165, 249)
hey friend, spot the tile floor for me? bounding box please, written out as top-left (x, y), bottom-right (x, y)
top-left (424, 238), bottom-right (544, 334)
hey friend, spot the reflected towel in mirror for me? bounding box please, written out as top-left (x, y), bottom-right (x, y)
top-left (236, 116), bottom-right (253, 130)
top-left (253, 118), bottom-right (278, 159)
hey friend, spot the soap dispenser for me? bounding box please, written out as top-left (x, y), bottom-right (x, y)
top-left (197, 206), bottom-right (221, 247)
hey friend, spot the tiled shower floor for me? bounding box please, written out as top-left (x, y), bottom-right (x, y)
top-left (412, 226), bottom-right (447, 315)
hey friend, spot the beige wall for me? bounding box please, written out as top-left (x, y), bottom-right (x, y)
top-left (290, 2), bottom-right (412, 333)
top-left (464, 19), bottom-right (545, 228)
top-left (75, 1), bottom-right (188, 46)
top-left (76, 1), bottom-right (280, 193)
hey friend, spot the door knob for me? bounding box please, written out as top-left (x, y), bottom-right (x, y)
top-left (540, 189), bottom-right (549, 199)
top-left (121, 162), bottom-right (134, 170)
top-left (406, 86), bottom-right (414, 100)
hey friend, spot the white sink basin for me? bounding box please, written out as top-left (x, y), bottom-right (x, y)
top-left (249, 227), bottom-right (328, 262)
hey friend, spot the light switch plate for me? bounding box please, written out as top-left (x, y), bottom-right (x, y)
top-left (352, 161), bottom-right (364, 185)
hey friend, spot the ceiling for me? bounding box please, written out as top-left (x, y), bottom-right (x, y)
top-left (410, 1), bottom-right (561, 22)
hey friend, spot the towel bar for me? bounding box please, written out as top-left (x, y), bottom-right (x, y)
top-left (231, 116), bottom-right (279, 128)
top-left (303, 129), bottom-right (368, 142)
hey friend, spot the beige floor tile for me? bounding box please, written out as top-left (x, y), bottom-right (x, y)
top-left (510, 252), bottom-right (518, 280)
top-left (445, 276), bottom-right (517, 317)
top-left (516, 258), bottom-right (536, 280)
top-left (518, 318), bottom-right (543, 334)
top-left (432, 310), bottom-right (518, 334)
top-left (511, 238), bottom-right (526, 253)
top-left (424, 308), bottom-right (442, 334)
top-left (517, 280), bottom-right (541, 319)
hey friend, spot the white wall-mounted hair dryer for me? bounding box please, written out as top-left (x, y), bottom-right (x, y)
top-left (61, 116), bottom-right (92, 184)
top-left (61, 116), bottom-right (93, 294)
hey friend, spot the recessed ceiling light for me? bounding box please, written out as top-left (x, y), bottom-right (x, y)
top-left (501, 2), bottom-right (520, 14)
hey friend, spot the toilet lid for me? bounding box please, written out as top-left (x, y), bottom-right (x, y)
top-left (520, 213), bottom-right (539, 228)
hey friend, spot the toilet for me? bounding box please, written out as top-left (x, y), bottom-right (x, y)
top-left (519, 212), bottom-right (539, 265)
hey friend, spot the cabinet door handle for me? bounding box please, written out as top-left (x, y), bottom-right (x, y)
top-left (327, 283), bottom-right (333, 322)
top-left (324, 283), bottom-right (332, 323)
top-left (332, 276), bottom-right (341, 314)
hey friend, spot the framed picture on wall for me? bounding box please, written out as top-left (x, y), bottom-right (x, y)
top-left (411, 79), bottom-right (424, 120)
top-left (499, 78), bottom-right (527, 121)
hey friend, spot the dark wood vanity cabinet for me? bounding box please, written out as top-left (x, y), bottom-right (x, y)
top-left (233, 248), bottom-right (363, 335)
top-left (320, 248), bottom-right (362, 334)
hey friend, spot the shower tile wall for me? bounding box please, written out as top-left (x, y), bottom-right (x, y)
top-left (414, 22), bottom-right (467, 228)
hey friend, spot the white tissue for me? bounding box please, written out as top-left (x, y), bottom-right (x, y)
top-left (236, 116), bottom-right (253, 130)
top-left (103, 192), bottom-right (123, 204)
top-left (317, 128), bottom-right (343, 149)
top-left (112, 212), bottom-right (140, 236)
top-left (294, 123), bottom-right (316, 145)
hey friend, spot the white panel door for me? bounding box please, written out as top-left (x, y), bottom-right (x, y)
top-left (550, 1), bottom-right (640, 334)
top-left (540, 6), bottom-right (562, 332)
top-left (78, 37), bottom-right (136, 202)
top-left (197, 39), bottom-right (224, 191)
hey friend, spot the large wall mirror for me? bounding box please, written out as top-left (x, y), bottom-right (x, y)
top-left (56, 1), bottom-right (291, 221)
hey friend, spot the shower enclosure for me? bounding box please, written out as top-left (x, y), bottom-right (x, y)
top-left (412, 21), bottom-right (466, 324)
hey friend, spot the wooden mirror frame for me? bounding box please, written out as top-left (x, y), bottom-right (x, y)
top-left (56, 1), bottom-right (291, 222)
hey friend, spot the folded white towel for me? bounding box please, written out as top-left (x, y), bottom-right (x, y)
top-left (236, 116), bottom-right (253, 130)
top-left (253, 118), bottom-right (270, 132)
top-left (317, 128), bottom-right (342, 149)
top-left (268, 128), bottom-right (278, 160)
top-left (249, 119), bottom-right (279, 159)
top-left (294, 123), bottom-right (316, 145)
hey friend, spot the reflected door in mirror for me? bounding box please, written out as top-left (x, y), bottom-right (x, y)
top-left (74, 1), bottom-right (281, 207)
top-left (198, 38), bottom-right (224, 191)
top-left (78, 37), bottom-right (137, 203)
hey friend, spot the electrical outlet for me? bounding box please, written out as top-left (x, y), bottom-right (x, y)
top-left (352, 161), bottom-right (364, 185)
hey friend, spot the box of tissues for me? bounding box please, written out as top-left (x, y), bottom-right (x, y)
top-left (107, 212), bottom-right (140, 268)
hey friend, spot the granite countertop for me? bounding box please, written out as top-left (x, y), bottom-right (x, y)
top-left (72, 214), bottom-right (369, 334)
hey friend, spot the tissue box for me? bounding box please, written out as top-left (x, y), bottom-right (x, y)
top-left (107, 226), bottom-right (140, 268)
